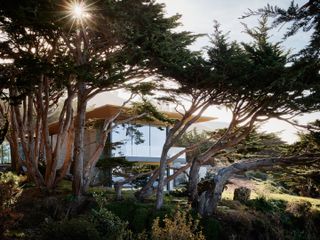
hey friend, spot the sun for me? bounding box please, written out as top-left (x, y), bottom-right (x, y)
top-left (71, 2), bottom-right (90, 20)
top-left (57, 0), bottom-right (95, 30)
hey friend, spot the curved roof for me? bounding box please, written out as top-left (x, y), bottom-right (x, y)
top-left (49, 92), bottom-right (216, 134)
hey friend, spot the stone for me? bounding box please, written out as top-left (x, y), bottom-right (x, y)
top-left (233, 187), bottom-right (251, 203)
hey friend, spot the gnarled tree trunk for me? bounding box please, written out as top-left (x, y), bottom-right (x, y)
top-left (72, 82), bottom-right (87, 197)
top-left (155, 145), bottom-right (170, 209)
top-left (188, 157), bottom-right (201, 202)
top-left (198, 154), bottom-right (320, 216)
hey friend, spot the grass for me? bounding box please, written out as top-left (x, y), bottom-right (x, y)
top-left (267, 193), bottom-right (320, 210)
top-left (222, 184), bottom-right (320, 211)
top-left (57, 177), bottom-right (320, 211)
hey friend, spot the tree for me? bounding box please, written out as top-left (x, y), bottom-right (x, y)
top-left (134, 56), bottom-right (233, 209)
top-left (56, 0), bottom-right (199, 197)
top-left (187, 17), bottom-right (320, 215)
top-left (270, 121), bottom-right (320, 197)
top-left (242, 0), bottom-right (320, 58)
top-left (177, 128), bottom-right (286, 195)
top-left (197, 154), bottom-right (320, 216)
top-left (0, 0), bottom-right (199, 197)
top-left (0, 0), bottom-right (74, 185)
top-left (136, 17), bottom-right (319, 213)
top-left (135, 17), bottom-right (319, 211)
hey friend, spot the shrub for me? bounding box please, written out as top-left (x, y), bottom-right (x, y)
top-left (233, 187), bottom-right (251, 203)
top-left (91, 191), bottom-right (133, 239)
top-left (201, 217), bottom-right (221, 240)
top-left (0, 172), bottom-right (23, 237)
top-left (169, 186), bottom-right (188, 197)
top-left (0, 172), bottom-right (22, 210)
top-left (151, 209), bottom-right (205, 240)
top-left (131, 207), bottom-right (150, 233)
top-left (91, 208), bottom-right (131, 240)
top-left (286, 201), bottom-right (312, 218)
top-left (42, 217), bottom-right (101, 240)
top-left (247, 196), bottom-right (286, 213)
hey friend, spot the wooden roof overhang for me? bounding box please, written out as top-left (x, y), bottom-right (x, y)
top-left (49, 104), bottom-right (215, 135)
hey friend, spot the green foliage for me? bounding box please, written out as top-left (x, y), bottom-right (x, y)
top-left (288, 121), bottom-right (320, 154)
top-left (176, 129), bottom-right (214, 162)
top-left (42, 217), bottom-right (101, 240)
top-left (207, 17), bottom-right (319, 116)
top-left (131, 207), bottom-right (150, 233)
top-left (43, 191), bottom-right (134, 240)
top-left (200, 218), bottom-right (221, 240)
top-left (0, 172), bottom-right (23, 237)
top-left (129, 99), bottom-right (175, 124)
top-left (246, 196), bottom-right (287, 213)
top-left (270, 122), bottom-right (320, 197)
top-left (243, 0), bottom-right (320, 58)
top-left (96, 156), bottom-right (133, 170)
top-left (91, 208), bottom-right (130, 240)
top-left (179, 128), bottom-right (287, 166)
top-left (106, 200), bottom-right (176, 233)
top-left (0, 172), bottom-right (22, 210)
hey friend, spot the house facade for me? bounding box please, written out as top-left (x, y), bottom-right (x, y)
top-left (48, 93), bottom-right (215, 189)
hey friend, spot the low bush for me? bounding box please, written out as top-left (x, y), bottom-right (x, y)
top-left (286, 201), bottom-right (312, 218)
top-left (247, 196), bottom-right (286, 213)
top-left (201, 217), bottom-right (221, 240)
top-left (131, 207), bottom-right (150, 233)
top-left (0, 172), bottom-right (23, 237)
top-left (42, 217), bottom-right (101, 240)
top-left (169, 186), bottom-right (188, 197)
top-left (233, 187), bottom-right (251, 203)
top-left (151, 208), bottom-right (205, 240)
top-left (0, 172), bottom-right (22, 209)
top-left (91, 208), bottom-right (131, 240)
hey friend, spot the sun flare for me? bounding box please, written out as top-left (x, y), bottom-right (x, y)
top-left (58, 0), bottom-right (95, 29)
top-left (71, 3), bottom-right (89, 20)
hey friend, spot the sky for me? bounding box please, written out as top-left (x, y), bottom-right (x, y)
top-left (156, 0), bottom-right (320, 143)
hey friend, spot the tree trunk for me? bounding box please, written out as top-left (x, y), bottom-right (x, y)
top-left (72, 82), bottom-right (87, 197)
top-left (188, 157), bottom-right (201, 203)
top-left (115, 182), bottom-right (123, 200)
top-left (7, 126), bottom-right (23, 173)
top-left (136, 169), bottom-right (159, 200)
top-left (155, 146), bottom-right (169, 210)
top-left (82, 128), bottom-right (109, 192)
top-left (54, 127), bottom-right (74, 186)
top-left (198, 155), bottom-right (320, 216)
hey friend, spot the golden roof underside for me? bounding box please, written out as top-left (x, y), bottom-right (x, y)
top-left (49, 104), bottom-right (215, 134)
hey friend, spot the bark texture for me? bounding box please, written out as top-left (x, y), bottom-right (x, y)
top-left (198, 154), bottom-right (320, 216)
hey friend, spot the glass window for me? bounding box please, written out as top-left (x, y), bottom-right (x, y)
top-left (131, 125), bottom-right (150, 156)
top-left (150, 126), bottom-right (166, 147)
top-left (0, 140), bottom-right (11, 164)
top-left (150, 126), bottom-right (166, 157)
top-left (111, 124), bottom-right (167, 158)
top-left (111, 124), bottom-right (131, 157)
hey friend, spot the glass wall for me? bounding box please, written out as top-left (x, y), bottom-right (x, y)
top-left (0, 140), bottom-right (11, 164)
top-left (111, 124), bottom-right (166, 158)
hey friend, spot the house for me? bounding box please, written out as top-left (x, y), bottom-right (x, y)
top-left (49, 92), bottom-right (215, 189)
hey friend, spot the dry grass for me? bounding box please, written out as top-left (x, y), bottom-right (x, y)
top-left (222, 184), bottom-right (320, 211)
